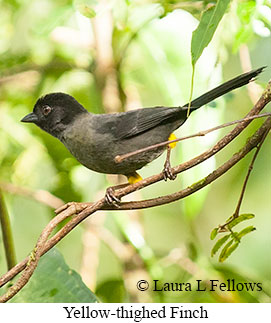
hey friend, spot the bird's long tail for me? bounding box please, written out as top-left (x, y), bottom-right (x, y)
top-left (184, 66), bottom-right (265, 110)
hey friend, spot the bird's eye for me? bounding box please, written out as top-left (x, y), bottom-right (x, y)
top-left (42, 105), bottom-right (52, 116)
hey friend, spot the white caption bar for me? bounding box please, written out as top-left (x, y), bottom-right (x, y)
top-left (0, 303), bottom-right (270, 322)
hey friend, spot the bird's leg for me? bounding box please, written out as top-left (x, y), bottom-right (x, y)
top-left (163, 133), bottom-right (177, 181)
top-left (163, 146), bottom-right (177, 181)
top-left (105, 172), bottom-right (143, 205)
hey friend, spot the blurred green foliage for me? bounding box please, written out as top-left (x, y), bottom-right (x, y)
top-left (0, 0), bottom-right (271, 302)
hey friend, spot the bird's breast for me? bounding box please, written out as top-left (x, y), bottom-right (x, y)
top-left (59, 114), bottom-right (171, 176)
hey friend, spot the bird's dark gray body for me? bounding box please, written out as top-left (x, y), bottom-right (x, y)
top-left (61, 107), bottom-right (185, 175)
top-left (21, 67), bottom-right (264, 179)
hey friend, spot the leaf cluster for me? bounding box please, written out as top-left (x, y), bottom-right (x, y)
top-left (211, 214), bottom-right (256, 262)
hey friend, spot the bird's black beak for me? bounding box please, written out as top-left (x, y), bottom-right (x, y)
top-left (21, 112), bottom-right (38, 123)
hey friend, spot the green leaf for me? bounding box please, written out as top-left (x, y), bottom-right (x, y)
top-left (210, 227), bottom-right (218, 240)
top-left (227, 213), bottom-right (255, 230)
top-left (236, 226), bottom-right (256, 240)
top-left (191, 0), bottom-right (231, 65)
top-left (219, 241), bottom-right (239, 262)
top-left (211, 234), bottom-right (231, 257)
top-left (218, 239), bottom-right (234, 262)
top-left (10, 248), bottom-right (98, 303)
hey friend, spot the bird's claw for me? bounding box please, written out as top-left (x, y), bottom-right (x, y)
top-left (163, 161), bottom-right (177, 181)
top-left (105, 187), bottom-right (121, 206)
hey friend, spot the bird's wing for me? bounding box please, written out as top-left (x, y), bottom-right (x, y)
top-left (115, 106), bottom-right (183, 139)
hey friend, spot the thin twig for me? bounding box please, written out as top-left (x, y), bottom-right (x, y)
top-left (218, 124), bottom-right (271, 232)
top-left (234, 127), bottom-right (270, 218)
top-left (115, 112), bottom-right (271, 163)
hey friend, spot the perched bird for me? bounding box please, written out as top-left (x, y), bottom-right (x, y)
top-left (21, 67), bottom-right (264, 203)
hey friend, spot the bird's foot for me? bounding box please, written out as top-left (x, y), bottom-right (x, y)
top-left (105, 183), bottom-right (130, 206)
top-left (163, 160), bottom-right (177, 181)
top-left (55, 201), bottom-right (91, 215)
top-left (105, 186), bottom-right (121, 206)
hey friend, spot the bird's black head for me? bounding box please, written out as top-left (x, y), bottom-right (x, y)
top-left (21, 93), bottom-right (88, 138)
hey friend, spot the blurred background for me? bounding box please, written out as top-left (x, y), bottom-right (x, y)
top-left (0, 0), bottom-right (271, 302)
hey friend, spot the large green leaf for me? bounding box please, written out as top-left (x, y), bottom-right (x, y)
top-left (9, 248), bottom-right (98, 303)
top-left (191, 0), bottom-right (231, 65)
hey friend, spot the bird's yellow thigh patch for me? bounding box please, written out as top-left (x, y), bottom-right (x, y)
top-left (127, 172), bottom-right (143, 184)
top-left (168, 133), bottom-right (177, 149)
